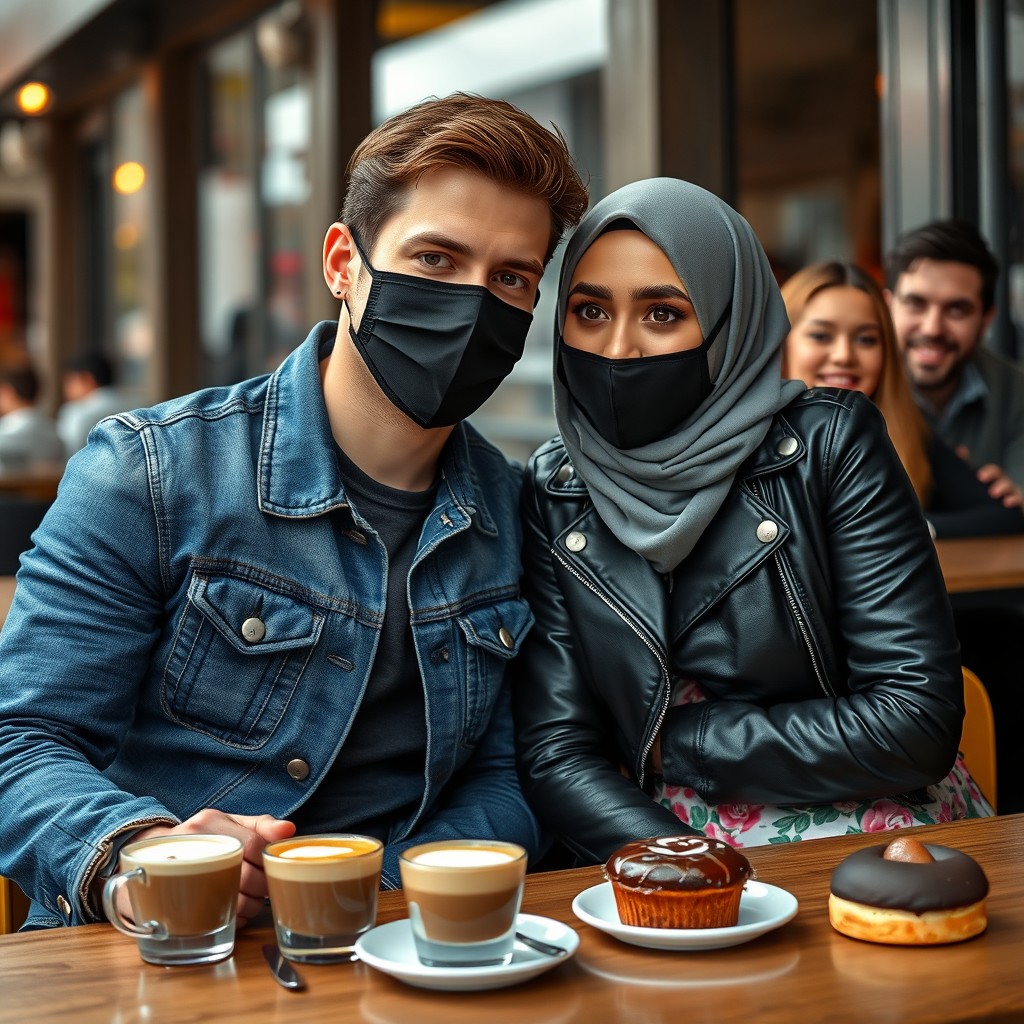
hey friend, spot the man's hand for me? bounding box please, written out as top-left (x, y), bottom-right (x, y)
top-left (102, 810), bottom-right (296, 927)
top-left (956, 445), bottom-right (1024, 508)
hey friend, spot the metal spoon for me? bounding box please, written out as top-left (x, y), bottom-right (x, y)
top-left (262, 943), bottom-right (306, 991)
top-left (515, 931), bottom-right (569, 957)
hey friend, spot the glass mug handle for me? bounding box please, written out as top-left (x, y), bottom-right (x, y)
top-left (102, 867), bottom-right (167, 939)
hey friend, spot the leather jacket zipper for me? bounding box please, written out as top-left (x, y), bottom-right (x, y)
top-left (748, 481), bottom-right (834, 698)
top-left (553, 548), bottom-right (671, 787)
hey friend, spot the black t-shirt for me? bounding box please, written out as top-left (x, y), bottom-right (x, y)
top-left (289, 446), bottom-right (436, 838)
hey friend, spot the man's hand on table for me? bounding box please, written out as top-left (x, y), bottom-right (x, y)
top-left (956, 446), bottom-right (1024, 508)
top-left (98, 810), bottom-right (296, 926)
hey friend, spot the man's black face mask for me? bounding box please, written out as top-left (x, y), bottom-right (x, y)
top-left (345, 232), bottom-right (535, 428)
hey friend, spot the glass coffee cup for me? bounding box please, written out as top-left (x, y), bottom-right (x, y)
top-left (102, 833), bottom-right (244, 966)
top-left (263, 833), bottom-right (383, 963)
top-left (399, 839), bottom-right (527, 967)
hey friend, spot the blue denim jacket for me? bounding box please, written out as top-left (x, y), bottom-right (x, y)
top-left (0, 322), bottom-right (539, 928)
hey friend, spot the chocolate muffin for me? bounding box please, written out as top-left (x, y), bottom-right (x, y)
top-left (605, 836), bottom-right (753, 929)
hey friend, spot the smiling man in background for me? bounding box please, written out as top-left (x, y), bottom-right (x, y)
top-left (886, 219), bottom-right (1024, 504)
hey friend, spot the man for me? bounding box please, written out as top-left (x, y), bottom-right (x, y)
top-left (887, 219), bottom-right (1024, 815)
top-left (57, 352), bottom-right (129, 456)
top-left (0, 93), bottom-right (587, 928)
top-left (0, 363), bottom-right (65, 473)
top-left (885, 219), bottom-right (1024, 503)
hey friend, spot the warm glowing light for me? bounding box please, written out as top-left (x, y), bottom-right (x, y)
top-left (17, 82), bottom-right (51, 115)
top-left (113, 161), bottom-right (146, 195)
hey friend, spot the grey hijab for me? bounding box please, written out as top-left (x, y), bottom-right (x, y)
top-left (554, 177), bottom-right (806, 573)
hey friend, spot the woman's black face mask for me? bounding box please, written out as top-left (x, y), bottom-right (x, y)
top-left (345, 232), bottom-right (535, 428)
top-left (558, 302), bottom-right (730, 449)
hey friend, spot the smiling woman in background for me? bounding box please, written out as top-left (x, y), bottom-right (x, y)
top-left (512, 179), bottom-right (990, 863)
top-left (781, 261), bottom-right (1024, 538)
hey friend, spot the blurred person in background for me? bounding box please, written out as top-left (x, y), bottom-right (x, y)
top-left (0, 363), bottom-right (65, 474)
top-left (886, 223), bottom-right (1024, 817)
top-left (886, 220), bottom-right (1024, 505)
top-left (782, 261), bottom-right (1024, 538)
top-left (57, 352), bottom-right (130, 456)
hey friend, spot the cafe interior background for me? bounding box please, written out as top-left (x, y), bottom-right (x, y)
top-left (0, 0), bottom-right (1022, 465)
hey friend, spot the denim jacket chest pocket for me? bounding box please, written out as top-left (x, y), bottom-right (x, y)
top-left (162, 571), bottom-right (326, 749)
top-left (455, 597), bottom-right (533, 746)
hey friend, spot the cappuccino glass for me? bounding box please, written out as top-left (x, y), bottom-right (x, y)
top-left (102, 834), bottom-right (243, 966)
top-left (263, 834), bottom-right (383, 963)
top-left (399, 840), bottom-right (527, 967)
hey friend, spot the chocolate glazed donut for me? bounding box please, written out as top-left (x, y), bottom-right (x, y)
top-left (828, 841), bottom-right (989, 945)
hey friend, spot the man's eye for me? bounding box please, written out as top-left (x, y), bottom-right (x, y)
top-left (418, 253), bottom-right (451, 269)
top-left (496, 271), bottom-right (527, 289)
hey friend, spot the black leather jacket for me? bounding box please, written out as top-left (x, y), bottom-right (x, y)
top-left (512, 390), bottom-right (963, 864)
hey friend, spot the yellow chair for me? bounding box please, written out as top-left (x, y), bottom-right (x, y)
top-left (960, 666), bottom-right (997, 812)
top-left (1, 875), bottom-right (30, 934)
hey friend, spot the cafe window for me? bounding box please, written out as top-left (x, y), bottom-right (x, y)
top-left (81, 83), bottom-right (155, 402)
top-left (1006, 3), bottom-right (1024, 354)
top-left (373, 0), bottom-right (604, 464)
top-left (198, 1), bottom-right (312, 388)
top-left (734, 0), bottom-right (881, 283)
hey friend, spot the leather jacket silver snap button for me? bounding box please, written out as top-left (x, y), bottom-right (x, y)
top-left (756, 520), bottom-right (779, 543)
top-left (565, 531), bottom-right (587, 552)
top-left (241, 617), bottom-right (266, 643)
top-left (556, 464), bottom-right (575, 483)
top-left (498, 626), bottom-right (514, 650)
top-left (776, 436), bottom-right (798, 456)
top-left (286, 758), bottom-right (310, 781)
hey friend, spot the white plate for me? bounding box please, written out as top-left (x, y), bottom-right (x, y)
top-left (571, 880), bottom-right (798, 951)
top-left (354, 913), bottom-right (579, 992)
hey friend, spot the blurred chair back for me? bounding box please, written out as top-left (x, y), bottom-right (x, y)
top-left (1, 875), bottom-right (30, 934)
top-left (961, 666), bottom-right (997, 811)
top-left (0, 496), bottom-right (52, 575)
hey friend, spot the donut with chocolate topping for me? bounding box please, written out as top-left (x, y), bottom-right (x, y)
top-left (605, 836), bottom-right (752, 929)
top-left (828, 837), bottom-right (989, 945)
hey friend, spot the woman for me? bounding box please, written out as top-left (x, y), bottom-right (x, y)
top-left (512, 179), bottom-right (990, 864)
top-left (782, 262), bottom-right (1024, 538)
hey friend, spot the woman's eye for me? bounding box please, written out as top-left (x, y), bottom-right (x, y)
top-left (573, 302), bottom-right (606, 321)
top-left (856, 334), bottom-right (880, 347)
top-left (807, 331), bottom-right (831, 343)
top-left (644, 305), bottom-right (682, 324)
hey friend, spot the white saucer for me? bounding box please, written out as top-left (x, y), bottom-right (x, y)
top-left (354, 913), bottom-right (579, 992)
top-left (571, 880), bottom-right (798, 951)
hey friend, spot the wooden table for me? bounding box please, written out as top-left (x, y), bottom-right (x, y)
top-left (1, 816), bottom-right (1021, 1024)
top-left (935, 536), bottom-right (1024, 595)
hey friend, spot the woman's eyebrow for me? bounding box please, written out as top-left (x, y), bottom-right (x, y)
top-left (567, 281), bottom-right (613, 300)
top-left (631, 284), bottom-right (691, 302)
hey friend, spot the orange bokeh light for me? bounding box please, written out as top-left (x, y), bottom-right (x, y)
top-left (113, 161), bottom-right (146, 195)
top-left (17, 82), bottom-right (51, 115)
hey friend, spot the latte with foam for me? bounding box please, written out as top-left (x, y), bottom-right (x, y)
top-left (104, 833), bottom-right (243, 966)
top-left (399, 840), bottom-right (527, 966)
top-left (263, 834), bottom-right (383, 963)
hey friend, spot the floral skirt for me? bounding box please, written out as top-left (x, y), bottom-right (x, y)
top-left (652, 682), bottom-right (994, 848)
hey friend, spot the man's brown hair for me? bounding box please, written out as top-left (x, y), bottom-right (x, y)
top-left (341, 92), bottom-right (588, 263)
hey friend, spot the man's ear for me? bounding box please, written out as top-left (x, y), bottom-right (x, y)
top-left (323, 223), bottom-right (358, 300)
top-left (883, 287), bottom-right (894, 310)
